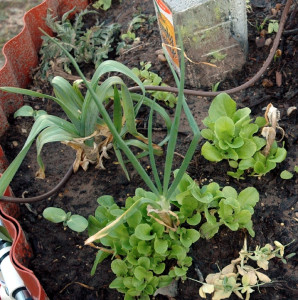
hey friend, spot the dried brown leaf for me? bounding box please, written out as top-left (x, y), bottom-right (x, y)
top-left (221, 264), bottom-right (235, 275)
top-left (255, 271), bottom-right (271, 283)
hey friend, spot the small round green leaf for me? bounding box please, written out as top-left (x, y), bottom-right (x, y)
top-left (137, 241), bottom-right (152, 255)
top-left (174, 266), bottom-right (187, 277)
top-left (235, 138), bottom-right (257, 159)
top-left (228, 160), bottom-right (238, 168)
top-left (187, 213), bottom-right (201, 226)
top-left (43, 207), bottom-right (67, 223)
top-left (97, 195), bottom-right (115, 207)
top-left (280, 170), bottom-right (293, 180)
top-left (201, 142), bottom-right (223, 162)
top-left (111, 259), bottom-right (128, 276)
top-left (268, 147), bottom-right (287, 163)
top-left (215, 116), bottom-right (235, 141)
top-left (66, 215), bottom-right (88, 232)
top-left (135, 224), bottom-right (155, 241)
top-left (109, 277), bottom-right (125, 289)
top-left (154, 238), bottom-right (168, 254)
top-left (14, 105), bottom-right (34, 118)
top-left (138, 257), bottom-right (150, 270)
top-left (201, 128), bottom-right (214, 140)
top-left (134, 265), bottom-right (147, 281)
top-left (208, 93), bottom-right (236, 121)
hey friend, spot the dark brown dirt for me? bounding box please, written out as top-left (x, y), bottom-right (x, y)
top-left (0, 0), bottom-right (297, 299)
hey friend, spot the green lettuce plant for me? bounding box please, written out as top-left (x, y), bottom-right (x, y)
top-left (132, 62), bottom-right (177, 107)
top-left (86, 174), bottom-right (259, 299)
top-left (201, 93), bottom-right (287, 179)
top-left (87, 193), bottom-right (198, 299)
top-left (172, 171), bottom-right (259, 238)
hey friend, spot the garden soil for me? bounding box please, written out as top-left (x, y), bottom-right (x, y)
top-left (0, 0), bottom-right (297, 299)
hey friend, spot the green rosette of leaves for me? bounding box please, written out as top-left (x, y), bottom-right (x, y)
top-left (87, 192), bottom-right (200, 300)
top-left (86, 171), bottom-right (260, 299)
top-left (201, 93), bottom-right (286, 179)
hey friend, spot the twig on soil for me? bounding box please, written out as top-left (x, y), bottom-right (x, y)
top-left (121, 43), bottom-right (150, 55)
top-left (174, 152), bottom-right (185, 159)
top-left (59, 281), bottom-right (94, 293)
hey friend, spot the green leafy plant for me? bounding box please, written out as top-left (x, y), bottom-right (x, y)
top-left (173, 172), bottom-right (259, 238)
top-left (211, 81), bottom-right (221, 92)
top-left (268, 20), bottom-right (279, 34)
top-left (210, 51), bottom-right (227, 63)
top-left (0, 31), bottom-right (172, 195)
top-left (92, 0), bottom-right (112, 10)
top-left (85, 173), bottom-right (259, 299)
top-left (190, 238), bottom-right (295, 299)
top-left (43, 207), bottom-right (88, 232)
top-left (37, 31), bottom-right (206, 299)
top-left (132, 62), bottom-right (177, 107)
top-left (117, 14), bottom-right (146, 54)
top-left (36, 8), bottom-right (120, 81)
top-left (87, 193), bottom-right (199, 299)
top-left (201, 94), bottom-right (287, 179)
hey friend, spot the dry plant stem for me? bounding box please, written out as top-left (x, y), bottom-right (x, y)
top-left (59, 281), bottom-right (94, 294)
top-left (89, 243), bottom-right (121, 259)
top-left (262, 103), bottom-right (283, 156)
top-left (128, 0), bottom-right (293, 97)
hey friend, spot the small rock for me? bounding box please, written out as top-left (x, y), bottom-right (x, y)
top-left (155, 49), bottom-right (164, 55)
top-left (21, 128), bottom-right (27, 134)
top-left (262, 79), bottom-right (274, 87)
top-left (265, 38), bottom-right (272, 46)
top-left (157, 54), bottom-right (167, 62)
top-left (12, 141), bottom-right (18, 147)
top-left (255, 36), bottom-right (265, 48)
top-left (271, 8), bottom-right (278, 16)
top-left (154, 280), bottom-right (178, 297)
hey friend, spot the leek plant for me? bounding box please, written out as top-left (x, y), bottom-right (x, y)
top-left (84, 34), bottom-right (201, 244)
top-left (0, 31), bottom-right (172, 196)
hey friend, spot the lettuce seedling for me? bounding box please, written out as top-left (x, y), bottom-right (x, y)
top-left (173, 172), bottom-right (259, 238)
top-left (132, 62), bottom-right (177, 107)
top-left (201, 94), bottom-right (287, 179)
